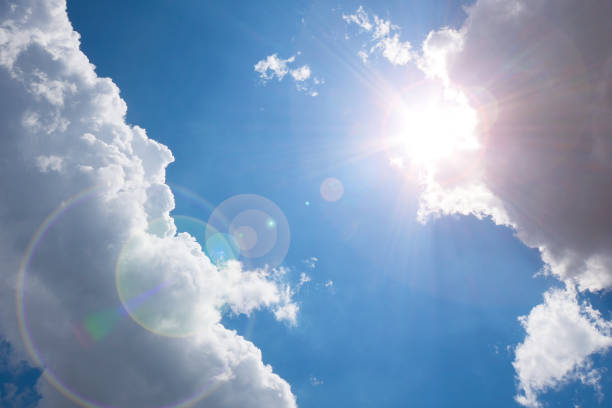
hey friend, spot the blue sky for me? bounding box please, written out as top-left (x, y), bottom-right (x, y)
top-left (2, 1), bottom-right (612, 407)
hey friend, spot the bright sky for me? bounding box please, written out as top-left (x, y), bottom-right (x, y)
top-left (1, 1), bottom-right (612, 408)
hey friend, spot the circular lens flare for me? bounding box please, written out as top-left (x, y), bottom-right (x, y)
top-left (206, 194), bottom-right (290, 269)
top-left (17, 190), bottom-right (227, 408)
top-left (116, 216), bottom-right (228, 339)
top-left (320, 178), bottom-right (344, 202)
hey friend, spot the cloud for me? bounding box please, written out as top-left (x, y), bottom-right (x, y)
top-left (273, 284), bottom-right (299, 326)
top-left (342, 6), bottom-right (372, 31)
top-left (402, 0), bottom-right (612, 404)
top-left (254, 53), bottom-right (320, 96)
top-left (35, 155), bottom-right (63, 173)
top-left (343, 6), bottom-right (413, 66)
top-left (290, 65), bottom-right (311, 82)
top-left (298, 272), bottom-right (311, 287)
top-left (254, 54), bottom-right (295, 81)
top-left (417, 0), bottom-right (612, 292)
top-left (513, 286), bottom-right (612, 407)
top-left (0, 1), bottom-right (297, 407)
top-left (309, 376), bottom-right (323, 387)
top-left (303, 256), bottom-right (318, 269)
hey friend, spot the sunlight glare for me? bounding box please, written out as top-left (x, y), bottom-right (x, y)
top-left (386, 85), bottom-right (479, 169)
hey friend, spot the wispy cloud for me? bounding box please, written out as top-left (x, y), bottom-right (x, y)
top-left (309, 376), bottom-right (324, 386)
top-left (303, 256), bottom-right (318, 269)
top-left (299, 272), bottom-right (312, 287)
top-left (254, 53), bottom-right (321, 96)
top-left (343, 6), bottom-right (414, 66)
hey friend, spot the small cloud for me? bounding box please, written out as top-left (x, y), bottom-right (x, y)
top-left (309, 376), bottom-right (324, 386)
top-left (303, 256), bottom-right (318, 269)
top-left (343, 6), bottom-right (414, 66)
top-left (290, 65), bottom-right (311, 81)
top-left (274, 302), bottom-right (299, 326)
top-left (254, 53), bottom-right (322, 96)
top-left (273, 284), bottom-right (299, 326)
top-left (36, 155), bottom-right (63, 173)
top-left (376, 34), bottom-right (412, 65)
top-left (254, 54), bottom-right (295, 81)
top-left (295, 272), bottom-right (311, 292)
top-left (299, 272), bottom-right (311, 285)
top-left (324, 280), bottom-right (334, 288)
top-left (342, 6), bottom-right (372, 31)
top-left (357, 50), bottom-right (369, 63)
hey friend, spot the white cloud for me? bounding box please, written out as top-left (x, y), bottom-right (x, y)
top-left (299, 272), bottom-right (311, 286)
top-left (514, 286), bottom-right (612, 407)
top-left (35, 154), bottom-right (63, 173)
top-left (357, 49), bottom-right (369, 63)
top-left (343, 7), bottom-right (414, 66)
top-left (417, 28), bottom-right (463, 84)
top-left (342, 6), bottom-right (372, 31)
top-left (254, 54), bottom-right (295, 81)
top-left (376, 34), bottom-right (412, 66)
top-left (0, 1), bottom-right (297, 407)
top-left (324, 280), bottom-right (334, 288)
top-left (273, 286), bottom-right (299, 326)
top-left (290, 65), bottom-right (310, 81)
top-left (303, 256), bottom-right (318, 269)
top-left (309, 376), bottom-right (323, 386)
top-left (416, 0), bottom-right (612, 289)
top-left (254, 53), bottom-right (320, 96)
top-left (404, 0), bottom-right (612, 405)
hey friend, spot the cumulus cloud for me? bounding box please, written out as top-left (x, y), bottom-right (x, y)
top-left (343, 6), bottom-right (413, 66)
top-left (400, 0), bottom-right (612, 405)
top-left (513, 286), bottom-right (612, 407)
top-left (344, 0), bottom-right (612, 405)
top-left (254, 53), bottom-right (320, 96)
top-left (0, 1), bottom-right (297, 407)
top-left (417, 0), bottom-right (612, 292)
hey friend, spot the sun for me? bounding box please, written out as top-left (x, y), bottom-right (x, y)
top-left (385, 84), bottom-right (479, 170)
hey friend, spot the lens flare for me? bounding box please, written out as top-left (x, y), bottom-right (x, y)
top-left (320, 178), bottom-right (344, 202)
top-left (17, 189), bottom-right (228, 408)
top-left (173, 215), bottom-right (239, 266)
top-left (115, 218), bottom-right (222, 339)
top-left (206, 194), bottom-right (290, 269)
